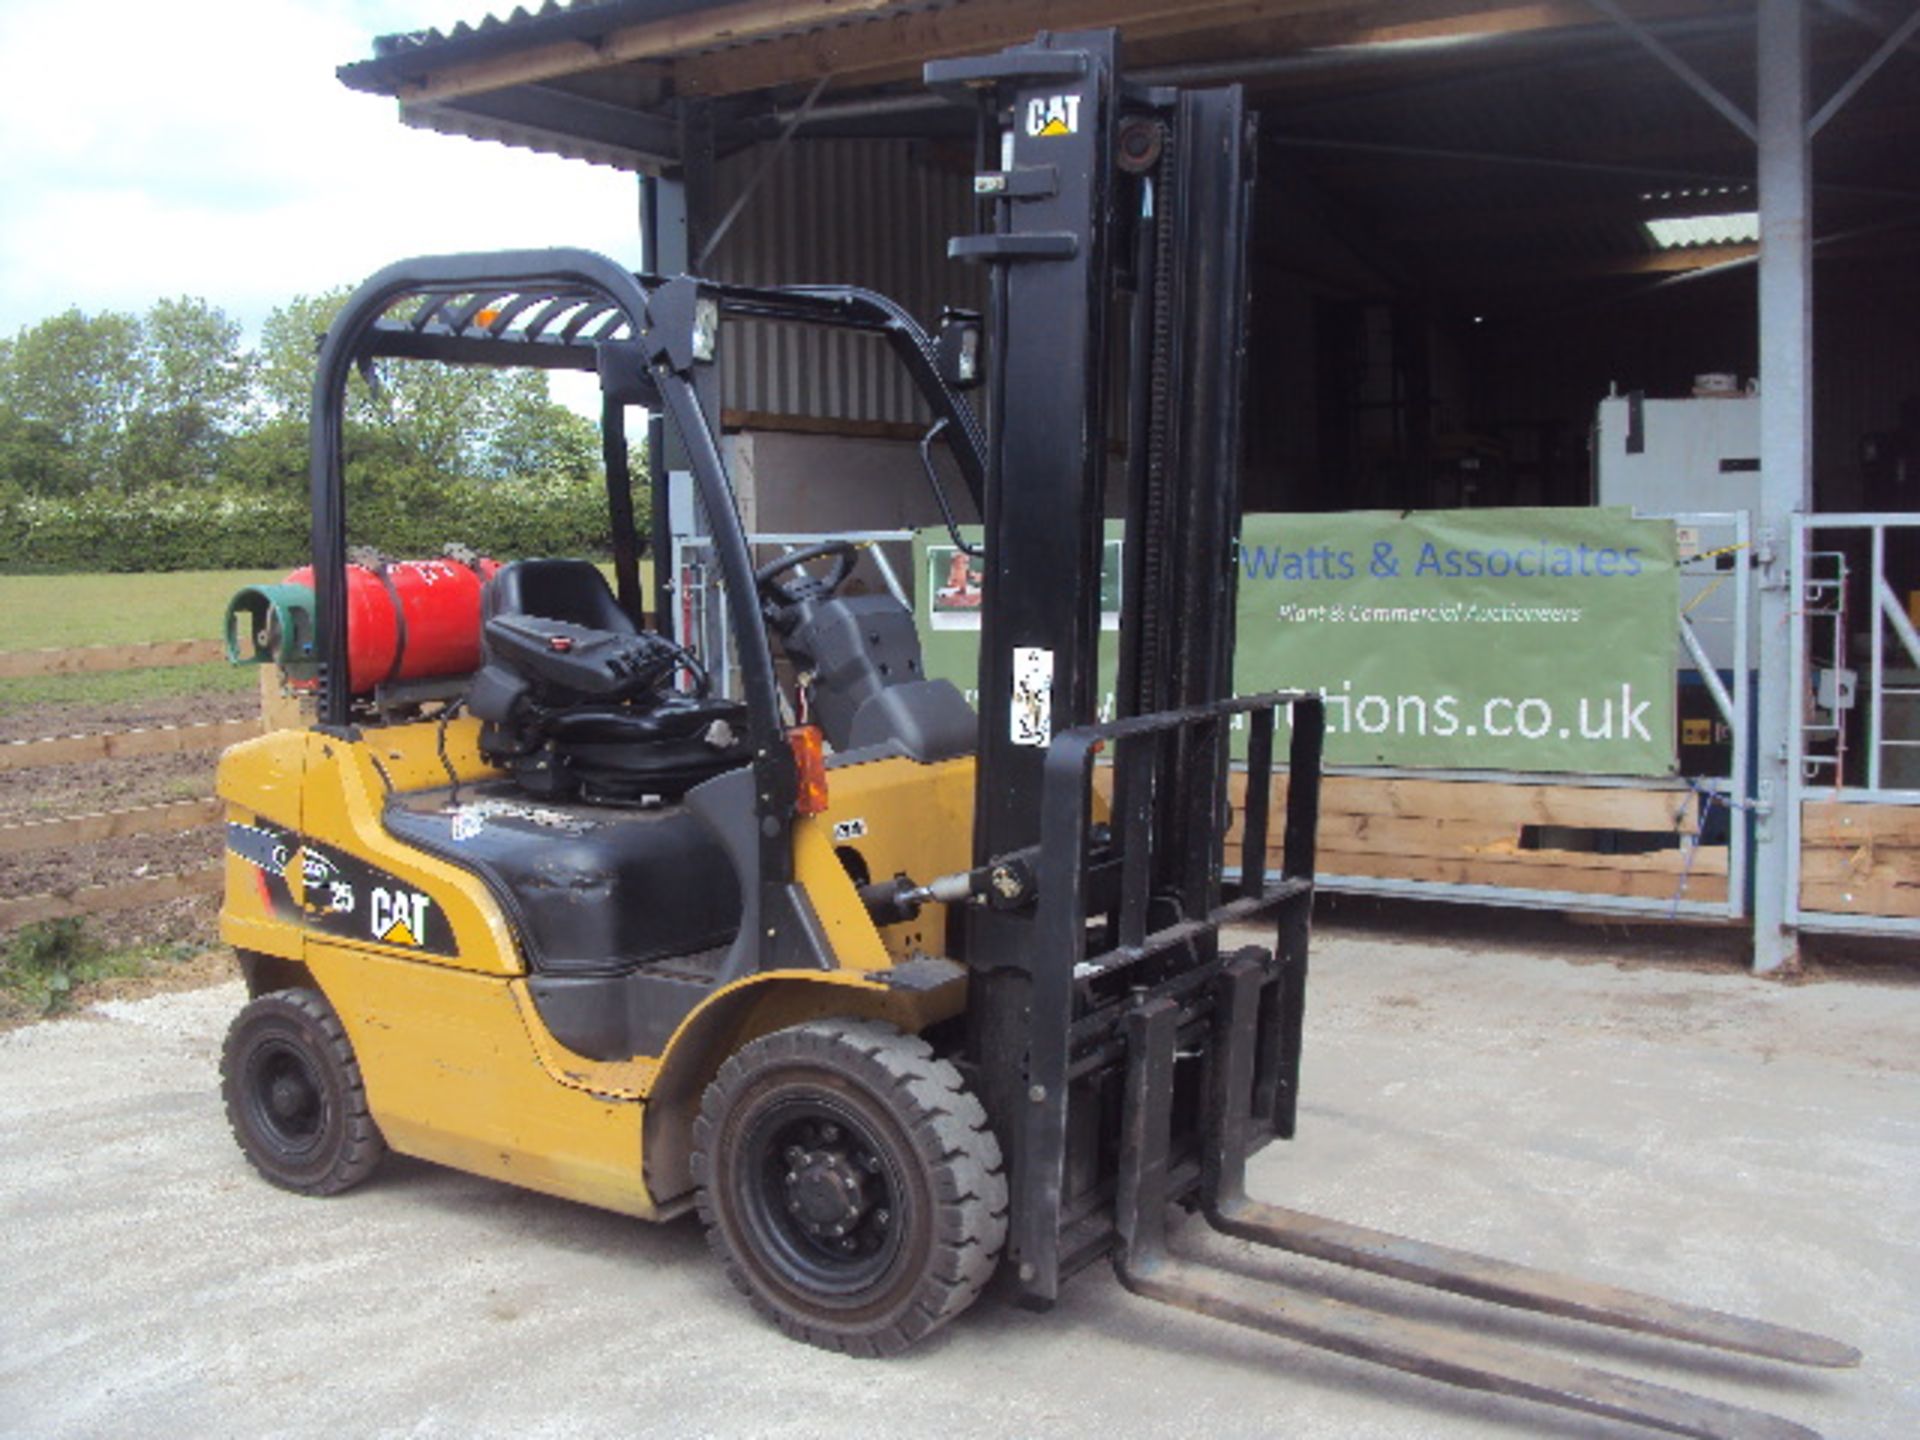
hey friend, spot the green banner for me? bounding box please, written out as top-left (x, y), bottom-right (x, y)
top-left (1234, 508), bottom-right (1677, 774)
top-left (914, 507), bottom-right (1678, 776)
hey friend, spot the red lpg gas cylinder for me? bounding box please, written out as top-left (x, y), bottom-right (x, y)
top-left (282, 556), bottom-right (499, 694)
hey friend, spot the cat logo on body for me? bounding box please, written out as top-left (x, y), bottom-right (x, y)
top-left (1025, 95), bottom-right (1081, 138)
top-left (370, 886), bottom-right (433, 948)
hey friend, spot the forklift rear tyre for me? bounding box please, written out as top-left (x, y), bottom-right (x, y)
top-left (221, 988), bottom-right (385, 1196)
top-left (691, 1019), bottom-right (1008, 1357)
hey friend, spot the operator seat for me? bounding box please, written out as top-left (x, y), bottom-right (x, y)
top-left (467, 558), bottom-right (749, 803)
top-left (779, 592), bottom-right (977, 763)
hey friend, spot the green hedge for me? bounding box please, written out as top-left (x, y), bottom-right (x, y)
top-left (0, 475), bottom-right (627, 573)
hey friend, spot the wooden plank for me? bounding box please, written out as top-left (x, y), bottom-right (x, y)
top-left (1122, 766), bottom-right (1711, 895)
top-left (1800, 876), bottom-right (1920, 919)
top-left (0, 717), bottom-right (260, 773)
top-left (1216, 768), bottom-right (1726, 898)
top-left (1229, 809), bottom-right (1726, 874)
top-left (1312, 848), bottom-right (1728, 904)
top-left (0, 638), bottom-right (225, 679)
top-left (672, 0), bottom-right (1362, 97)
top-left (0, 865), bottom-right (224, 930)
top-left (397, 0), bottom-right (904, 103)
top-left (721, 408), bottom-right (928, 443)
top-left (670, 0), bottom-right (1703, 96)
top-left (1286, 812), bottom-right (1518, 856)
top-left (1801, 849), bottom-right (1920, 884)
top-left (0, 798), bottom-right (224, 857)
top-left (1598, 243), bottom-right (1756, 275)
top-left (1316, 778), bottom-right (1699, 833)
top-left (1802, 799), bottom-right (1920, 848)
top-left (1312, 840), bottom-right (1726, 878)
top-left (1231, 771), bottom-right (1700, 834)
top-left (1354, 0), bottom-right (1643, 45)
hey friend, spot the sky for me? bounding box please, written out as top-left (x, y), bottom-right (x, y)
top-left (0, 0), bottom-right (644, 381)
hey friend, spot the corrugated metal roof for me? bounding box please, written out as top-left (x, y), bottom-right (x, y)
top-left (338, 0), bottom-right (1913, 302)
top-left (399, 99), bottom-right (647, 170)
top-left (341, 0), bottom-right (707, 93)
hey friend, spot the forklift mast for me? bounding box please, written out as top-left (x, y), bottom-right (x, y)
top-left (929, 31), bottom-right (1323, 1306)
top-left (918, 39), bottom-right (1859, 1437)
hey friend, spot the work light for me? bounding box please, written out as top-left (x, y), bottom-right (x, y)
top-left (692, 294), bottom-right (720, 363)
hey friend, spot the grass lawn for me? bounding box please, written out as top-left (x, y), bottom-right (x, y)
top-left (0, 569), bottom-right (285, 649)
top-left (0, 561), bottom-right (647, 712)
top-left (0, 569), bottom-right (281, 710)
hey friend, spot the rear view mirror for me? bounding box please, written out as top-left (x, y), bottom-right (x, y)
top-left (935, 308), bottom-right (984, 390)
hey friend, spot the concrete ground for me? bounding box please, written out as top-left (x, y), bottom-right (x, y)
top-left (2, 924), bottom-right (1915, 1440)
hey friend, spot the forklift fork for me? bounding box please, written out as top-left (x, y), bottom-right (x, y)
top-left (1112, 958), bottom-right (1859, 1440)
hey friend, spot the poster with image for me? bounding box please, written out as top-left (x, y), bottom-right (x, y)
top-left (926, 536), bottom-right (1123, 630)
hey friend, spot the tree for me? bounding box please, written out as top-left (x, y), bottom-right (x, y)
top-left (466, 368), bottom-right (601, 484)
top-left (254, 291), bottom-right (341, 423)
top-left (0, 308), bottom-right (142, 494)
top-left (0, 286), bottom-right (604, 509)
top-left (0, 298), bottom-right (252, 494)
top-left (0, 408), bottom-right (77, 498)
top-left (121, 297), bottom-right (254, 486)
top-left (253, 288), bottom-right (603, 490)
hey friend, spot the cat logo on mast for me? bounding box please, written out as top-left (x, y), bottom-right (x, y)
top-left (1025, 94), bottom-right (1081, 138)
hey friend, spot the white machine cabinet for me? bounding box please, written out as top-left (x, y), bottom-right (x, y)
top-left (1594, 391), bottom-right (1758, 674)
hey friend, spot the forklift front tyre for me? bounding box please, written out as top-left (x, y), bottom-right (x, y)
top-left (690, 1019), bottom-right (1007, 1357)
top-left (221, 988), bottom-right (386, 1197)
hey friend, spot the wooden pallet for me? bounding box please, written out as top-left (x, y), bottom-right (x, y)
top-left (1799, 799), bottom-right (1920, 919)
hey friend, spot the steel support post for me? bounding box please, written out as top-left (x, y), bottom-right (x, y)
top-left (1753, 0), bottom-right (1812, 974)
top-left (642, 136), bottom-right (717, 638)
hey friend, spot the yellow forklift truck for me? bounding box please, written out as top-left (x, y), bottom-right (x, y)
top-left (215, 30), bottom-right (1854, 1437)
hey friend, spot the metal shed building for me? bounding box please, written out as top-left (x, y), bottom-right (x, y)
top-left (337, 0), bottom-right (1920, 969)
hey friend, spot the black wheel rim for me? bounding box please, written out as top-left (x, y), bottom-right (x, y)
top-left (242, 1037), bottom-right (331, 1160)
top-left (735, 1095), bottom-right (910, 1302)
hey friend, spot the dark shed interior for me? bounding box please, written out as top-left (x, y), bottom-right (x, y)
top-left (339, 0), bottom-right (1920, 520)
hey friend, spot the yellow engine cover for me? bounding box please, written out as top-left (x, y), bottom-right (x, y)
top-left (214, 719), bottom-right (972, 1221)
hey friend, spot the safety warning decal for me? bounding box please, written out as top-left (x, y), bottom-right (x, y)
top-left (1010, 646), bottom-right (1053, 747)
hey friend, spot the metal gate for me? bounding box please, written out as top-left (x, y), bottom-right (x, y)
top-left (1788, 513), bottom-right (1920, 938)
top-left (672, 513), bottom-right (1756, 923)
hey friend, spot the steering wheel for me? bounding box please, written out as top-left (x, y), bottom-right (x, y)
top-left (753, 540), bottom-right (860, 614)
